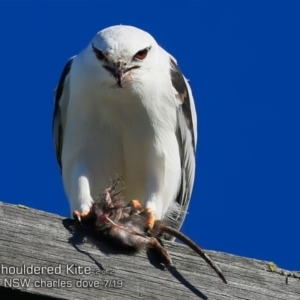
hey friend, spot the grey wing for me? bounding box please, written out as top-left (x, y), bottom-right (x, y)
top-left (52, 57), bottom-right (74, 172)
top-left (169, 58), bottom-right (197, 231)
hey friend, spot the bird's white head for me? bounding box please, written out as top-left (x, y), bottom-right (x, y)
top-left (87, 25), bottom-right (159, 88)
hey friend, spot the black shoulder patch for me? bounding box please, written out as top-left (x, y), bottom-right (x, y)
top-left (53, 58), bottom-right (73, 171)
top-left (170, 58), bottom-right (196, 151)
top-left (54, 58), bottom-right (73, 111)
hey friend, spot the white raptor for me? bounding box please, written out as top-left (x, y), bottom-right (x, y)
top-left (53, 25), bottom-right (197, 232)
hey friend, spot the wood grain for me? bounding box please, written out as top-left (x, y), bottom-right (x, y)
top-left (0, 201), bottom-right (299, 300)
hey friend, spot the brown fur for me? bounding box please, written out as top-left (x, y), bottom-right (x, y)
top-left (79, 181), bottom-right (227, 283)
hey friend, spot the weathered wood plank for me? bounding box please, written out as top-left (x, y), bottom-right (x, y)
top-left (0, 201), bottom-right (299, 300)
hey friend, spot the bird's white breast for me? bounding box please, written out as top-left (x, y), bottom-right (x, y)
top-left (61, 48), bottom-right (182, 219)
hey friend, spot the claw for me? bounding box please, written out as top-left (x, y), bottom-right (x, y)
top-left (72, 209), bottom-right (90, 224)
top-left (129, 200), bottom-right (156, 230)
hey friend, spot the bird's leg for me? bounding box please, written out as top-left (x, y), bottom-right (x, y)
top-left (129, 200), bottom-right (156, 231)
top-left (144, 207), bottom-right (156, 231)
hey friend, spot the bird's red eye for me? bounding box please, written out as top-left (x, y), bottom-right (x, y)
top-left (134, 48), bottom-right (149, 60)
top-left (92, 44), bottom-right (105, 60)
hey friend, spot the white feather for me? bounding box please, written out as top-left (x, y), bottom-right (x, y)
top-left (53, 25), bottom-right (197, 229)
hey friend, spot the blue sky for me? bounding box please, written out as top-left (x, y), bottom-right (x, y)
top-left (0, 1), bottom-right (299, 271)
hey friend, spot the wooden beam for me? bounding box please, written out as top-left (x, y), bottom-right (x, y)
top-left (0, 201), bottom-right (299, 299)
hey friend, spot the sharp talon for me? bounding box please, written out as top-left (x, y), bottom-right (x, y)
top-left (129, 200), bottom-right (156, 230)
top-left (73, 210), bottom-right (81, 222)
top-left (130, 199), bottom-right (143, 211)
top-left (145, 208), bottom-right (156, 230)
top-left (72, 209), bottom-right (90, 224)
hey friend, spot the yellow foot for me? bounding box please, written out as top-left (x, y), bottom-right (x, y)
top-left (130, 199), bottom-right (143, 211)
top-left (144, 207), bottom-right (156, 231)
top-left (129, 200), bottom-right (156, 231)
top-left (72, 209), bottom-right (90, 223)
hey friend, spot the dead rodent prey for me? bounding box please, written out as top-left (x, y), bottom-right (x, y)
top-left (74, 182), bottom-right (227, 284)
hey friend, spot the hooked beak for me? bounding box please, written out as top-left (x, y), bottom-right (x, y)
top-left (104, 62), bottom-right (140, 87)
